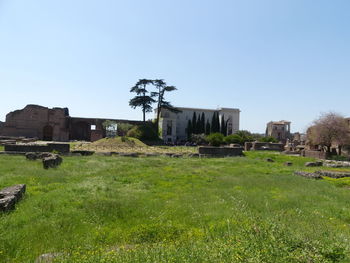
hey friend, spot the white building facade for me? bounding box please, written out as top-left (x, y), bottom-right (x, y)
top-left (158, 107), bottom-right (240, 143)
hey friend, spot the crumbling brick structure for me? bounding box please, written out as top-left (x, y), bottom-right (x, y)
top-left (0, 105), bottom-right (143, 142)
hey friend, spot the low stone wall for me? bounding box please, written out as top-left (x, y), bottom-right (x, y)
top-left (294, 170), bottom-right (350, 179)
top-left (198, 146), bottom-right (243, 157)
top-left (323, 160), bottom-right (350, 167)
top-left (4, 143), bottom-right (70, 153)
top-left (301, 150), bottom-right (330, 160)
top-left (244, 142), bottom-right (284, 151)
top-left (294, 171), bottom-right (323, 179)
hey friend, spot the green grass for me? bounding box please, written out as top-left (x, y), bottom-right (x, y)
top-left (0, 145), bottom-right (4, 151)
top-left (1, 152), bottom-right (350, 262)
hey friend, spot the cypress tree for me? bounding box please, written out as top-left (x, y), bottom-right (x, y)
top-left (200, 113), bottom-right (205, 134)
top-left (220, 114), bottom-right (225, 135)
top-left (205, 120), bottom-right (211, 135)
top-left (192, 112), bottom-right (197, 134)
top-left (197, 114), bottom-right (201, 134)
top-left (217, 113), bottom-right (221, 133)
top-left (186, 119), bottom-right (192, 140)
top-left (212, 112), bottom-right (220, 133)
top-left (211, 112), bottom-right (216, 133)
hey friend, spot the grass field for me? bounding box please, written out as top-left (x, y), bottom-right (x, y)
top-left (1, 152), bottom-right (350, 262)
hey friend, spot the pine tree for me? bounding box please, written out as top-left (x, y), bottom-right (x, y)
top-left (129, 79), bottom-right (155, 122)
top-left (152, 79), bottom-right (180, 133)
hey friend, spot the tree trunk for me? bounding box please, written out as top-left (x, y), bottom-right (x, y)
top-left (338, 145), bottom-right (342, 156)
top-left (155, 88), bottom-right (161, 136)
top-left (142, 88), bottom-right (146, 123)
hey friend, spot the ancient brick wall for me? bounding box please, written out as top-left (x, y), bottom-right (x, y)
top-left (0, 105), bottom-right (69, 141)
top-left (4, 143), bottom-right (70, 153)
top-left (0, 105), bottom-right (145, 142)
top-left (198, 146), bottom-right (243, 157)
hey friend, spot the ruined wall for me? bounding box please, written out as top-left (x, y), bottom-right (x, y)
top-left (301, 150), bottom-right (330, 160)
top-left (4, 143), bottom-right (70, 153)
top-left (68, 117), bottom-right (143, 142)
top-left (244, 142), bottom-right (284, 151)
top-left (198, 146), bottom-right (243, 157)
top-left (0, 105), bottom-right (145, 142)
top-left (0, 105), bottom-right (69, 141)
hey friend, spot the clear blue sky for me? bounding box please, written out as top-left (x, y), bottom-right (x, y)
top-left (0, 0), bottom-right (349, 133)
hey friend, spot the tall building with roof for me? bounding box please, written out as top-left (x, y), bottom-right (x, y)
top-left (158, 106), bottom-right (240, 143)
top-left (265, 120), bottom-right (291, 143)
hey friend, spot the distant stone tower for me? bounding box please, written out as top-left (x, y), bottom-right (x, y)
top-left (265, 120), bottom-right (291, 143)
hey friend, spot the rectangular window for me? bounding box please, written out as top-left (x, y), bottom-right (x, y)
top-left (167, 121), bottom-right (172, 135)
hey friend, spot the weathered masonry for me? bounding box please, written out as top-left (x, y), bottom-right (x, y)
top-left (158, 106), bottom-right (240, 143)
top-left (265, 120), bottom-right (291, 143)
top-left (0, 105), bottom-right (143, 142)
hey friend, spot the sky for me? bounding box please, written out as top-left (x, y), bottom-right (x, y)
top-left (0, 0), bottom-right (349, 133)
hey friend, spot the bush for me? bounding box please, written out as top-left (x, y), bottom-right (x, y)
top-left (259, 136), bottom-right (278, 143)
top-left (117, 123), bottom-right (133, 136)
top-left (191, 134), bottom-right (206, 145)
top-left (206, 133), bottom-right (224, 147)
top-left (330, 155), bottom-right (349, 161)
top-left (127, 124), bottom-right (159, 141)
top-left (224, 131), bottom-right (255, 145)
top-left (224, 134), bottom-right (241, 145)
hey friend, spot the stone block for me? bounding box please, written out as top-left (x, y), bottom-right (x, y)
top-left (71, 150), bottom-right (94, 156)
top-left (0, 184), bottom-right (26, 212)
top-left (119, 153), bottom-right (139, 157)
top-left (25, 152), bottom-right (38, 160)
top-left (305, 161), bottom-right (323, 167)
top-left (198, 146), bottom-right (243, 157)
top-left (294, 171), bottom-right (322, 179)
top-left (42, 154), bottom-right (63, 169)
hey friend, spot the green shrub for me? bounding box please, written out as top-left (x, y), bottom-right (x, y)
top-left (191, 134), bottom-right (206, 145)
top-left (117, 123), bottom-right (133, 136)
top-left (206, 133), bottom-right (224, 146)
top-left (127, 123), bottom-right (159, 141)
top-left (224, 131), bottom-right (255, 145)
top-left (224, 134), bottom-right (241, 145)
top-left (330, 155), bottom-right (349, 161)
top-left (259, 136), bottom-right (278, 143)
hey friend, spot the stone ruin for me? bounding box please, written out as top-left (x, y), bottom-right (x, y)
top-left (198, 146), bottom-right (243, 157)
top-left (0, 184), bottom-right (26, 212)
top-left (294, 170), bottom-right (350, 180)
top-left (5, 142), bottom-right (70, 154)
top-left (244, 141), bottom-right (284, 151)
top-left (25, 152), bottom-right (63, 169)
top-left (0, 104), bottom-right (143, 142)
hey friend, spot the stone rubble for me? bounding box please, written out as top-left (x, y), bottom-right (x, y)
top-left (0, 184), bottom-right (26, 212)
top-left (42, 154), bottom-right (63, 169)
